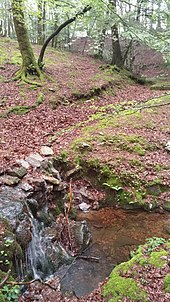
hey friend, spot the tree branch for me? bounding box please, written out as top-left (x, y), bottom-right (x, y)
top-left (0, 269), bottom-right (11, 288)
top-left (38, 5), bottom-right (92, 67)
top-left (5, 278), bottom-right (58, 291)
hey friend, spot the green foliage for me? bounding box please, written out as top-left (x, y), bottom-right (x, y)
top-left (56, 150), bottom-right (68, 163)
top-left (0, 238), bottom-right (20, 302)
top-left (145, 237), bottom-right (167, 254)
top-left (2, 285), bottom-right (20, 302)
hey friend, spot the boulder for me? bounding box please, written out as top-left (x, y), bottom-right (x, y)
top-left (7, 166), bottom-right (27, 179)
top-left (0, 175), bottom-right (20, 186)
top-left (0, 189), bottom-right (24, 228)
top-left (40, 146), bottom-right (54, 156)
top-left (25, 153), bottom-right (44, 167)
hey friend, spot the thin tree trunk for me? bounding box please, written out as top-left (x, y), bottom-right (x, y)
top-left (109, 0), bottom-right (123, 67)
top-left (38, 5), bottom-right (91, 67)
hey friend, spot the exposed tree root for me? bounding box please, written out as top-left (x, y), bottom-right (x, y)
top-left (12, 65), bottom-right (44, 86)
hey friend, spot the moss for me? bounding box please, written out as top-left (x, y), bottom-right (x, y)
top-left (103, 240), bottom-right (170, 302)
top-left (35, 92), bottom-right (45, 106)
top-left (148, 250), bottom-right (168, 268)
top-left (11, 52), bottom-right (22, 65)
top-left (164, 274), bottom-right (170, 293)
top-left (151, 82), bottom-right (170, 90)
top-left (130, 158), bottom-right (143, 167)
top-left (0, 92), bottom-right (45, 117)
top-left (103, 270), bottom-right (147, 302)
top-left (132, 144), bottom-right (145, 156)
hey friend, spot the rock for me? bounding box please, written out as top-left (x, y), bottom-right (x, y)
top-left (53, 182), bottom-right (67, 191)
top-left (7, 166), bottom-right (27, 179)
top-left (40, 146), bottom-right (54, 156)
top-left (36, 210), bottom-right (53, 226)
top-left (16, 222), bottom-right (32, 248)
top-left (71, 221), bottom-right (91, 251)
top-left (21, 182), bottom-right (33, 192)
top-left (0, 189), bottom-right (24, 228)
top-left (65, 166), bottom-right (81, 179)
top-left (163, 202), bottom-right (170, 212)
top-left (25, 153), bottom-right (44, 167)
top-left (43, 175), bottom-right (60, 185)
top-left (0, 175), bottom-right (20, 186)
top-left (51, 167), bottom-right (61, 180)
top-left (163, 222), bottom-right (170, 234)
top-left (41, 228), bottom-right (72, 270)
top-left (27, 198), bottom-right (39, 216)
top-left (165, 141), bottom-right (170, 152)
top-left (79, 202), bottom-right (91, 211)
top-left (16, 159), bottom-right (30, 169)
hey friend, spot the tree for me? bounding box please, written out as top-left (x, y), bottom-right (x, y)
top-left (10, 0), bottom-right (91, 84)
top-left (11, 0), bottom-right (44, 84)
top-left (38, 5), bottom-right (91, 67)
top-left (109, 0), bottom-right (123, 67)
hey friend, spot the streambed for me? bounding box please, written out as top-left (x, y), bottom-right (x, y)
top-left (57, 208), bottom-right (170, 297)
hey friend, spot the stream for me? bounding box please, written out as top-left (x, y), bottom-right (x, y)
top-left (1, 185), bottom-right (170, 298)
top-left (54, 208), bottom-right (170, 297)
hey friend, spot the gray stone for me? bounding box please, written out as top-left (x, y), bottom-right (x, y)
top-left (25, 153), bottom-right (44, 167)
top-left (165, 141), bottom-right (170, 152)
top-left (43, 175), bottom-right (60, 185)
top-left (0, 190), bottom-right (24, 228)
top-left (65, 166), bottom-right (81, 179)
top-left (79, 202), bottom-right (91, 211)
top-left (0, 175), bottom-right (20, 186)
top-left (16, 159), bottom-right (30, 169)
top-left (40, 146), bottom-right (54, 156)
top-left (16, 222), bottom-right (32, 248)
top-left (51, 167), bottom-right (61, 180)
top-left (21, 182), bottom-right (33, 192)
top-left (71, 221), bottom-right (91, 251)
top-left (7, 166), bottom-right (27, 179)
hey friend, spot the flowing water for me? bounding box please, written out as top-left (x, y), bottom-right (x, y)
top-left (18, 205), bottom-right (170, 297)
top-left (57, 208), bottom-right (170, 297)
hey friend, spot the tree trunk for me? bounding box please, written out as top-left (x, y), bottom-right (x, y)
top-left (38, 5), bottom-right (91, 67)
top-left (109, 0), bottom-right (123, 68)
top-left (111, 24), bottom-right (123, 67)
top-left (11, 0), bottom-right (43, 83)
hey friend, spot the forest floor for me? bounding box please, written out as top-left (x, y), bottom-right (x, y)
top-left (0, 37), bottom-right (170, 301)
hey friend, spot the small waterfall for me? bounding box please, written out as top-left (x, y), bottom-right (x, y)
top-left (27, 211), bottom-right (52, 279)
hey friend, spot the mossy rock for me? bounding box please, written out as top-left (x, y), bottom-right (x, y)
top-left (150, 82), bottom-right (170, 90)
top-left (103, 269), bottom-right (147, 302)
top-left (163, 202), bottom-right (170, 212)
top-left (103, 239), bottom-right (170, 301)
top-left (148, 250), bottom-right (168, 268)
top-left (164, 274), bottom-right (170, 293)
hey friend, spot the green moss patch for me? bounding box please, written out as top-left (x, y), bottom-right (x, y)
top-left (164, 274), bottom-right (170, 293)
top-left (103, 238), bottom-right (170, 302)
top-left (0, 92), bottom-right (45, 117)
top-left (103, 271), bottom-right (147, 302)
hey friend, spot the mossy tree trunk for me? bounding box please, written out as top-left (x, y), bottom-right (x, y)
top-left (11, 0), bottom-right (44, 84)
top-left (109, 0), bottom-right (123, 68)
